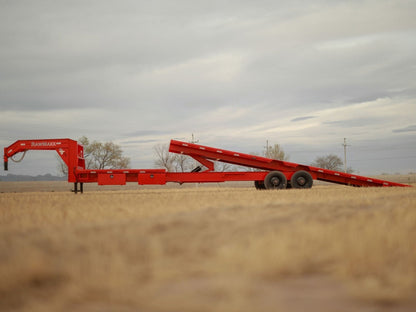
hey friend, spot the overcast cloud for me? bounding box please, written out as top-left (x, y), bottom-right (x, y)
top-left (1, 0), bottom-right (415, 176)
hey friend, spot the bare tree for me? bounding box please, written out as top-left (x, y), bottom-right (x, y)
top-left (214, 161), bottom-right (234, 172)
top-left (57, 136), bottom-right (130, 175)
top-left (154, 144), bottom-right (235, 172)
top-left (174, 154), bottom-right (193, 172)
top-left (81, 136), bottom-right (130, 169)
top-left (57, 156), bottom-right (68, 176)
top-left (311, 154), bottom-right (343, 171)
top-left (265, 143), bottom-right (289, 161)
top-left (153, 144), bottom-right (177, 172)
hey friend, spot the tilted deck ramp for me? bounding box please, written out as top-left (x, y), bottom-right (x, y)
top-left (169, 140), bottom-right (409, 188)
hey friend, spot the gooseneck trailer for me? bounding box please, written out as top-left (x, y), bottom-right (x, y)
top-left (3, 138), bottom-right (410, 193)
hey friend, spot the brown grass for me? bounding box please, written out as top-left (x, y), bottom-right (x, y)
top-left (0, 182), bottom-right (415, 311)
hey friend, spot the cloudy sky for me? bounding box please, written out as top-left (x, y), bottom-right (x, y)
top-left (1, 0), bottom-right (415, 176)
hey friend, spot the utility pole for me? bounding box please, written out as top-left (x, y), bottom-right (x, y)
top-left (342, 138), bottom-right (349, 173)
top-left (190, 133), bottom-right (199, 144)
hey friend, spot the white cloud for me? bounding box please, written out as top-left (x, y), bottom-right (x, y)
top-left (1, 0), bottom-right (415, 176)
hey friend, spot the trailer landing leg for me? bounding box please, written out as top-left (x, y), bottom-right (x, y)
top-left (72, 182), bottom-right (84, 194)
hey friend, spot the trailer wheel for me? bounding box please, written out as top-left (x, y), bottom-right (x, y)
top-left (290, 170), bottom-right (313, 189)
top-left (254, 180), bottom-right (266, 190)
top-left (264, 171), bottom-right (287, 189)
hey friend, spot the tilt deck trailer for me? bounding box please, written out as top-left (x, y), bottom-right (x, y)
top-left (3, 138), bottom-right (410, 193)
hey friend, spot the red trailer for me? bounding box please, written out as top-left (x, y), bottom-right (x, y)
top-left (3, 138), bottom-right (410, 193)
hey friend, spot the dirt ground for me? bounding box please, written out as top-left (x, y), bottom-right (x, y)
top-left (0, 180), bottom-right (415, 312)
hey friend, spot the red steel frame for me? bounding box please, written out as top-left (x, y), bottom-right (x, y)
top-left (3, 138), bottom-right (410, 193)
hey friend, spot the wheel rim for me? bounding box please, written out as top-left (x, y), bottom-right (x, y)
top-left (270, 177), bottom-right (281, 187)
top-left (290, 170), bottom-right (313, 189)
top-left (264, 171), bottom-right (287, 189)
top-left (296, 176), bottom-right (306, 186)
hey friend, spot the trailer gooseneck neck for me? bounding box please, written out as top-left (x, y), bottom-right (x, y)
top-left (3, 138), bottom-right (411, 193)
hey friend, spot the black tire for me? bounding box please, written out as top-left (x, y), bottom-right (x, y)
top-left (290, 170), bottom-right (313, 189)
top-left (264, 171), bottom-right (287, 189)
top-left (254, 180), bottom-right (266, 190)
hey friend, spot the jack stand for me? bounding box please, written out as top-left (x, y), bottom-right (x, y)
top-left (72, 182), bottom-right (84, 194)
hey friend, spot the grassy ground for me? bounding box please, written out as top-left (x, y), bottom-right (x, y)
top-left (0, 182), bottom-right (415, 311)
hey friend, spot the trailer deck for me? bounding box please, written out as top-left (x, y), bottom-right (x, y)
top-left (3, 138), bottom-right (410, 193)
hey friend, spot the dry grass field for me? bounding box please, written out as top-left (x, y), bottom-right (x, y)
top-left (1, 179), bottom-right (416, 311)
